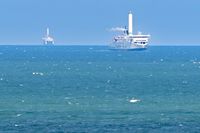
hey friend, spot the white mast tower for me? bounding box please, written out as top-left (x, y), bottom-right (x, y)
top-left (128, 11), bottom-right (133, 36)
top-left (42, 28), bottom-right (54, 45)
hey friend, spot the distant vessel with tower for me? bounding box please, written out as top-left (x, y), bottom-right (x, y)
top-left (42, 28), bottom-right (54, 45)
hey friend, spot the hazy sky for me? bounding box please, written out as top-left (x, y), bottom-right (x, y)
top-left (0, 0), bottom-right (199, 45)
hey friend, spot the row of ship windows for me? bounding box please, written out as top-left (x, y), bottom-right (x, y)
top-left (135, 42), bottom-right (146, 44)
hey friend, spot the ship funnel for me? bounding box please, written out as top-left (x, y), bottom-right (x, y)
top-left (128, 11), bottom-right (133, 35)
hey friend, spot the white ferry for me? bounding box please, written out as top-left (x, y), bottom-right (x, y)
top-left (110, 11), bottom-right (150, 50)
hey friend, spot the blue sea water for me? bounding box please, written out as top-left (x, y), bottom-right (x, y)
top-left (0, 45), bottom-right (200, 132)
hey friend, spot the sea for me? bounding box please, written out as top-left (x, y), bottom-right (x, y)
top-left (0, 45), bottom-right (200, 133)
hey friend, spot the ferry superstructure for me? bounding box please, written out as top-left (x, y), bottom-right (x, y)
top-left (110, 11), bottom-right (150, 50)
top-left (42, 28), bottom-right (54, 45)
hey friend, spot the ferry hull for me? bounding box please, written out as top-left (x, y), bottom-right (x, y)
top-left (110, 47), bottom-right (147, 51)
top-left (110, 42), bottom-right (148, 51)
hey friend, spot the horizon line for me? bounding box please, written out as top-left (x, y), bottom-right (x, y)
top-left (0, 44), bottom-right (199, 46)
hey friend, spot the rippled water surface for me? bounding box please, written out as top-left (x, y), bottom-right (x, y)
top-left (0, 46), bottom-right (200, 132)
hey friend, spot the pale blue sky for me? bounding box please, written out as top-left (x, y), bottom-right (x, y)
top-left (0, 0), bottom-right (199, 45)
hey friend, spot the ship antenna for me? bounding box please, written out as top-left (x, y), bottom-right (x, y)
top-left (47, 28), bottom-right (50, 37)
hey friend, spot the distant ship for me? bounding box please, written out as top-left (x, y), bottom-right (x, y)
top-left (110, 11), bottom-right (150, 50)
top-left (42, 28), bottom-right (54, 45)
